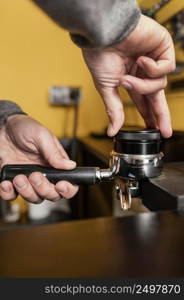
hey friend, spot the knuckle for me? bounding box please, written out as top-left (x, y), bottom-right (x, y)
top-left (139, 89), bottom-right (146, 95)
top-left (36, 190), bottom-right (48, 199)
top-left (29, 172), bottom-right (40, 179)
top-left (106, 104), bottom-right (123, 114)
top-left (29, 172), bottom-right (43, 183)
top-left (36, 126), bottom-right (49, 140)
top-left (148, 72), bottom-right (156, 79)
top-left (131, 80), bottom-right (147, 94)
top-left (22, 191), bottom-right (36, 200)
top-left (106, 109), bottom-right (114, 118)
top-left (48, 150), bottom-right (61, 163)
top-left (18, 189), bottom-right (39, 202)
top-left (40, 181), bottom-right (55, 195)
top-left (138, 85), bottom-right (148, 94)
top-left (147, 67), bottom-right (157, 78)
top-left (36, 186), bottom-right (56, 200)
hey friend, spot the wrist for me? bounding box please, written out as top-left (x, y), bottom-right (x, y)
top-left (6, 113), bottom-right (28, 122)
top-left (0, 100), bottom-right (27, 128)
top-left (113, 14), bottom-right (166, 55)
top-left (113, 14), bottom-right (145, 52)
top-left (5, 113), bottom-right (28, 127)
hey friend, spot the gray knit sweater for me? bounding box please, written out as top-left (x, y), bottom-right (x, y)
top-left (33, 0), bottom-right (141, 48)
top-left (0, 101), bottom-right (26, 128)
top-left (0, 0), bottom-right (140, 124)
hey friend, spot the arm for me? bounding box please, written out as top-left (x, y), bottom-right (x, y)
top-left (32, 0), bottom-right (175, 138)
top-left (32, 0), bottom-right (141, 48)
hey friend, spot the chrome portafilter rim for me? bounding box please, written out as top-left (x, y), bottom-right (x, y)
top-left (113, 128), bottom-right (164, 210)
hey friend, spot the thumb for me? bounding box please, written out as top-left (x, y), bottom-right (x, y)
top-left (98, 86), bottom-right (124, 137)
top-left (38, 131), bottom-right (76, 169)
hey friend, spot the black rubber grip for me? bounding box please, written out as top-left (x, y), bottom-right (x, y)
top-left (0, 165), bottom-right (98, 185)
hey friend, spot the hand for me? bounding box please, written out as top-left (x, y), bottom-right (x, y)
top-left (83, 14), bottom-right (176, 138)
top-left (0, 114), bottom-right (78, 203)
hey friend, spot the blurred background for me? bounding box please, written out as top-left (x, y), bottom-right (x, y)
top-left (0, 0), bottom-right (184, 225)
top-left (0, 0), bottom-right (183, 137)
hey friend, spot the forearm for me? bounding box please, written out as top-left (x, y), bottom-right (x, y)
top-left (0, 100), bottom-right (26, 128)
top-left (32, 0), bottom-right (141, 49)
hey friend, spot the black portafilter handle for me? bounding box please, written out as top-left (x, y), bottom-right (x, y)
top-left (0, 165), bottom-right (98, 185)
top-left (0, 129), bottom-right (164, 185)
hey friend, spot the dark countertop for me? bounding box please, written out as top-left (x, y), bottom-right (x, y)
top-left (0, 211), bottom-right (184, 277)
top-left (1, 134), bottom-right (184, 278)
top-left (79, 136), bottom-right (113, 165)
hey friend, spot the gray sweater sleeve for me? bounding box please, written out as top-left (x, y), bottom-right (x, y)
top-left (32, 0), bottom-right (141, 49)
top-left (0, 100), bottom-right (26, 128)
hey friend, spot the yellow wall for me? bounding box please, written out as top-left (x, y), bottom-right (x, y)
top-left (0, 0), bottom-right (184, 139)
top-left (138, 0), bottom-right (184, 132)
top-left (0, 0), bottom-right (108, 137)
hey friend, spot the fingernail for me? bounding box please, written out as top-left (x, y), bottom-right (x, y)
top-left (107, 125), bottom-right (114, 137)
top-left (30, 174), bottom-right (43, 186)
top-left (1, 183), bottom-right (10, 192)
top-left (63, 159), bottom-right (76, 167)
top-left (14, 177), bottom-right (27, 189)
top-left (122, 82), bottom-right (132, 90)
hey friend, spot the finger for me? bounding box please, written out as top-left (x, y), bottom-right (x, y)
top-left (29, 172), bottom-right (61, 202)
top-left (97, 86), bottom-right (124, 136)
top-left (121, 75), bottom-right (167, 95)
top-left (0, 181), bottom-right (17, 201)
top-left (38, 132), bottom-right (76, 169)
top-left (53, 135), bottom-right (69, 159)
top-left (137, 55), bottom-right (176, 78)
top-left (128, 91), bottom-right (158, 129)
top-left (56, 181), bottom-right (79, 199)
top-left (148, 90), bottom-right (172, 138)
top-left (13, 175), bottom-right (43, 204)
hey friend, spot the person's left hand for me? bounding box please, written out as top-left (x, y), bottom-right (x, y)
top-left (83, 14), bottom-right (175, 138)
top-left (0, 114), bottom-right (78, 203)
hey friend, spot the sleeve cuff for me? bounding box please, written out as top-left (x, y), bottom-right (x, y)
top-left (0, 100), bottom-right (27, 128)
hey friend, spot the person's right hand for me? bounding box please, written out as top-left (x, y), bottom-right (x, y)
top-left (83, 14), bottom-right (176, 138)
top-left (0, 114), bottom-right (78, 203)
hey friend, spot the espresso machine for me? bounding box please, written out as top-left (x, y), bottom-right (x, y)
top-left (1, 129), bottom-right (183, 213)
